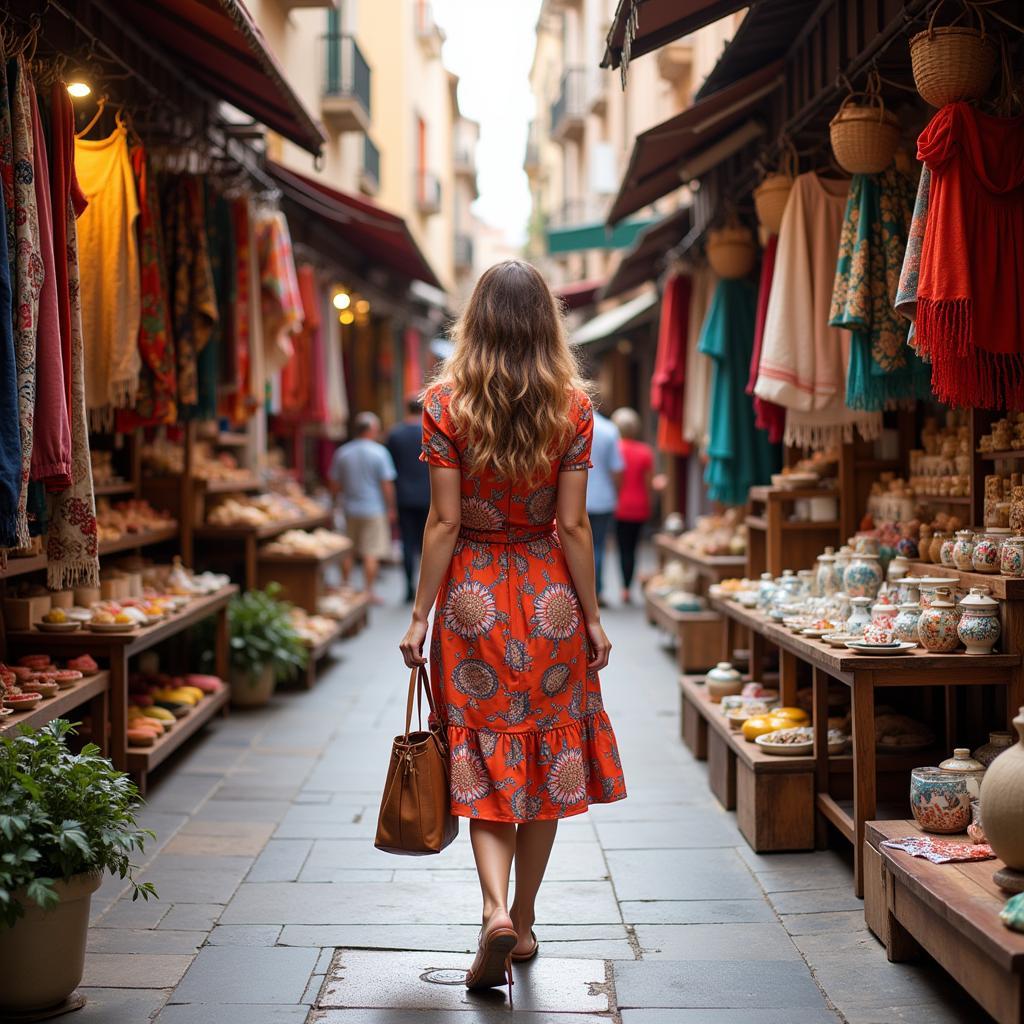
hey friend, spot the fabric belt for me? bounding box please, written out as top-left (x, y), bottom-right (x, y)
top-left (459, 525), bottom-right (557, 545)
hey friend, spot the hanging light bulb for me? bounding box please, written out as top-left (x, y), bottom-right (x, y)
top-left (332, 290), bottom-right (351, 310)
top-left (66, 80), bottom-right (92, 98)
top-left (355, 299), bottom-right (370, 315)
top-left (339, 309), bottom-right (355, 325)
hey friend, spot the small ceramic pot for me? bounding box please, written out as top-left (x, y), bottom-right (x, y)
top-left (816, 549), bottom-right (838, 598)
top-left (940, 535), bottom-right (957, 567)
top-left (917, 587), bottom-right (960, 652)
top-left (844, 553), bottom-right (883, 600)
top-left (705, 662), bottom-right (743, 703)
top-left (974, 731), bottom-right (1015, 768)
top-left (918, 526), bottom-right (934, 563)
top-left (910, 767), bottom-right (972, 834)
top-left (846, 596), bottom-right (873, 637)
top-left (871, 598), bottom-right (898, 627)
top-left (797, 569), bottom-right (815, 599)
top-left (886, 553), bottom-right (910, 584)
top-left (896, 535), bottom-right (920, 560)
top-left (974, 530), bottom-right (1010, 574)
top-left (939, 747), bottom-right (987, 799)
top-left (952, 530), bottom-right (976, 571)
top-left (929, 530), bottom-right (948, 564)
top-left (1002, 536), bottom-right (1024, 578)
top-left (893, 602), bottom-right (922, 643)
top-left (863, 622), bottom-right (894, 645)
top-left (757, 572), bottom-right (776, 608)
top-left (834, 546), bottom-right (853, 583)
top-left (957, 587), bottom-right (1001, 654)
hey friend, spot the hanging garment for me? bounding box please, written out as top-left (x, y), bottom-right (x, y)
top-left (830, 167), bottom-right (931, 411)
top-left (196, 183), bottom-right (232, 421)
top-left (75, 124), bottom-right (141, 416)
top-left (915, 103), bottom-right (1024, 408)
top-left (45, 175), bottom-right (100, 590)
top-left (681, 266), bottom-right (717, 452)
top-left (307, 274), bottom-right (327, 424)
top-left (755, 172), bottom-right (881, 448)
top-left (117, 145), bottom-right (175, 430)
top-left (402, 325), bottom-right (423, 400)
top-left (894, 164), bottom-right (930, 349)
top-left (225, 197), bottom-right (252, 424)
top-left (8, 57), bottom-right (41, 546)
top-left (700, 278), bottom-right (780, 506)
top-left (747, 236), bottom-right (785, 444)
top-left (280, 263), bottom-right (316, 418)
top-left (651, 274), bottom-right (691, 456)
top-left (257, 210), bottom-right (303, 374)
top-left (0, 63), bottom-right (20, 551)
top-left (323, 287), bottom-right (348, 437)
top-left (246, 201), bottom-right (266, 410)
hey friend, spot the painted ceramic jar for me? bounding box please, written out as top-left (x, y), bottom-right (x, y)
top-left (910, 767), bottom-right (972, 834)
top-left (917, 587), bottom-right (960, 652)
top-left (757, 572), bottom-right (776, 608)
top-left (975, 731), bottom-right (1015, 768)
top-left (797, 569), bottom-right (815, 599)
top-left (979, 707), bottom-right (1024, 872)
top-left (940, 534), bottom-right (957, 568)
top-left (846, 596), bottom-right (873, 637)
top-left (893, 602), bottom-right (922, 643)
top-left (973, 529), bottom-right (1010, 574)
top-left (870, 597), bottom-right (898, 628)
top-left (774, 570), bottom-right (802, 605)
top-left (844, 553), bottom-right (883, 600)
top-left (815, 549), bottom-right (839, 598)
top-left (896, 535), bottom-right (920, 560)
top-left (854, 535), bottom-right (881, 556)
top-left (957, 587), bottom-right (1001, 655)
top-left (834, 546), bottom-right (853, 585)
top-left (952, 530), bottom-right (976, 571)
top-left (886, 553), bottom-right (910, 585)
top-left (832, 592), bottom-right (851, 629)
top-left (939, 747), bottom-right (987, 799)
top-left (863, 622), bottom-right (895, 645)
top-left (705, 662), bottom-right (743, 703)
top-left (1001, 536), bottom-right (1024, 578)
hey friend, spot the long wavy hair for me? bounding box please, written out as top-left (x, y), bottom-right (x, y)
top-left (434, 259), bottom-right (589, 483)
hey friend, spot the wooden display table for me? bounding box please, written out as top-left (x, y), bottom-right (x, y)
top-left (644, 590), bottom-right (722, 672)
top-left (652, 534), bottom-right (746, 595)
top-left (745, 485), bottom-right (841, 578)
top-left (865, 820), bottom-right (1024, 1024)
top-left (256, 538), bottom-right (352, 613)
top-left (709, 593), bottom-right (1021, 895)
top-left (5, 585), bottom-right (236, 790)
top-left (0, 671), bottom-right (111, 756)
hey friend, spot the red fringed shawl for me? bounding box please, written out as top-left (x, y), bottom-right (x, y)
top-left (915, 102), bottom-right (1024, 408)
top-left (651, 274), bottom-right (691, 456)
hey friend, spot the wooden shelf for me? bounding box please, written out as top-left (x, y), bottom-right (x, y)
top-left (749, 485), bottom-right (837, 502)
top-left (94, 480), bottom-right (135, 496)
top-left (746, 514), bottom-right (768, 530)
top-left (0, 671), bottom-right (109, 738)
top-left (919, 494), bottom-right (971, 505)
top-left (99, 524), bottom-right (179, 557)
top-left (195, 511), bottom-right (332, 541)
top-left (199, 475), bottom-right (263, 494)
top-left (906, 561), bottom-right (1024, 601)
top-left (780, 519), bottom-right (840, 531)
top-left (978, 448), bottom-right (1024, 461)
top-left (0, 552), bottom-right (47, 579)
top-left (652, 534), bottom-right (746, 575)
top-left (257, 541), bottom-right (350, 565)
top-left (126, 685), bottom-right (229, 775)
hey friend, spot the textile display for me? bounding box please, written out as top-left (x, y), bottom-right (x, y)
top-left (651, 274), bottom-right (690, 456)
top-left (747, 235), bottom-right (785, 444)
top-left (681, 266), bottom-right (717, 451)
top-left (226, 197), bottom-right (252, 423)
top-left (257, 210), bottom-right (303, 374)
top-left (198, 184), bottom-right (233, 421)
top-left (75, 123), bottom-right (141, 417)
top-left (881, 835), bottom-right (994, 864)
top-left (323, 288), bottom-right (348, 437)
top-left (246, 201), bottom-right (266, 409)
top-left (830, 167), bottom-right (931, 411)
top-left (699, 278), bottom-right (779, 506)
top-left (280, 262), bottom-right (316, 418)
top-left (894, 164), bottom-right (930, 346)
top-left (914, 102), bottom-right (1024, 408)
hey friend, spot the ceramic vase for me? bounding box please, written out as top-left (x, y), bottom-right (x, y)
top-left (939, 747), bottom-right (987, 799)
top-left (757, 572), bottom-right (776, 608)
top-left (816, 549), bottom-right (838, 598)
top-left (919, 525), bottom-right (934, 563)
top-left (1002, 536), bottom-right (1024, 578)
top-left (974, 731), bottom-right (1015, 768)
top-left (917, 588), bottom-right (960, 652)
top-left (896, 535), bottom-right (920, 560)
top-left (979, 707), bottom-right (1024, 877)
top-left (893, 602), bottom-right (922, 643)
top-left (952, 530), bottom-right (976, 571)
top-left (846, 597), bottom-right (873, 637)
top-left (957, 587), bottom-right (1001, 654)
top-left (886, 553), bottom-right (910, 584)
top-left (844, 553), bottom-right (883, 600)
top-left (973, 530), bottom-right (1009, 574)
top-left (705, 662), bottom-right (743, 703)
top-left (940, 535), bottom-right (957, 567)
top-left (910, 767), bottom-right (972, 834)
top-left (834, 546), bottom-right (853, 584)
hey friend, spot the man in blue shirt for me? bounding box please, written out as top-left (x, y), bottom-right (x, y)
top-left (386, 396), bottom-right (431, 603)
top-left (329, 412), bottom-right (397, 605)
top-left (587, 409), bottom-right (624, 605)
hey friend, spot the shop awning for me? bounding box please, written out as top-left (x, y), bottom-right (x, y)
top-left (126, 0), bottom-right (325, 155)
top-left (603, 205), bottom-right (691, 299)
top-left (606, 61), bottom-right (783, 225)
top-left (268, 161), bottom-right (441, 289)
top-left (547, 216), bottom-right (658, 255)
top-left (572, 289), bottom-right (658, 347)
top-left (601, 0), bottom-right (749, 71)
top-left (554, 279), bottom-right (604, 310)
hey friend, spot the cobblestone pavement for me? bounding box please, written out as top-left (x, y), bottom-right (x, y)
top-left (81, 562), bottom-right (992, 1023)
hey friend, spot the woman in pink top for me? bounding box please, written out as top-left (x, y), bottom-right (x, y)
top-left (611, 408), bottom-right (654, 604)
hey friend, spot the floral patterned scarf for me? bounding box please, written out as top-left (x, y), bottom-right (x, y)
top-left (895, 165), bottom-right (930, 351)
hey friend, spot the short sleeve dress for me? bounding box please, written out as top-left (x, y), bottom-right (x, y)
top-left (421, 384), bottom-right (627, 823)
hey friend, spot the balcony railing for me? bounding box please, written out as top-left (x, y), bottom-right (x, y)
top-left (415, 171), bottom-right (442, 215)
top-left (550, 67), bottom-right (586, 142)
top-left (360, 134), bottom-right (380, 195)
top-left (321, 33), bottom-right (371, 133)
top-left (455, 232), bottom-right (474, 270)
top-left (524, 119), bottom-right (540, 173)
top-left (548, 197), bottom-right (604, 228)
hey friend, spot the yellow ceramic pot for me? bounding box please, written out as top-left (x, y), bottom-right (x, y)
top-left (771, 707), bottom-right (810, 725)
top-left (742, 715), bottom-right (795, 742)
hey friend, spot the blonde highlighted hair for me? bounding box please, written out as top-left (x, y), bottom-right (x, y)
top-left (432, 259), bottom-right (590, 483)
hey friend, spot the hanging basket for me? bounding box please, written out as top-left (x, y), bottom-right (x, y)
top-left (707, 224), bottom-right (756, 280)
top-left (829, 94), bottom-right (901, 174)
top-left (910, 26), bottom-right (997, 107)
top-left (754, 174), bottom-right (793, 235)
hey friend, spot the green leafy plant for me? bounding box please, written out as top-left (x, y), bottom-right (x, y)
top-left (228, 582), bottom-right (308, 686)
top-left (0, 720), bottom-right (156, 929)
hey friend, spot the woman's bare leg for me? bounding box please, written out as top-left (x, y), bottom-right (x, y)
top-left (510, 820), bottom-right (558, 955)
top-left (469, 819), bottom-right (517, 929)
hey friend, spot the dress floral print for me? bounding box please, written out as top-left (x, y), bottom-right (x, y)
top-left (421, 384), bottom-right (626, 823)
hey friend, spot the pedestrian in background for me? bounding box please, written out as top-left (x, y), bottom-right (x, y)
top-left (386, 396), bottom-right (431, 602)
top-left (329, 412), bottom-right (396, 605)
top-left (587, 406), bottom-right (624, 605)
top-left (612, 407), bottom-right (655, 604)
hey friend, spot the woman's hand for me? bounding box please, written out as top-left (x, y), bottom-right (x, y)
top-left (586, 619), bottom-right (612, 671)
top-left (400, 615), bottom-right (429, 668)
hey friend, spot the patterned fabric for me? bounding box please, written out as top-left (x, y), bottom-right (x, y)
top-left (225, 197), bottom-right (252, 424)
top-left (257, 210), bottom-right (303, 374)
top-left (421, 385), bottom-right (626, 822)
top-left (197, 183), bottom-right (232, 421)
top-left (881, 835), bottom-right (994, 863)
top-left (748, 236), bottom-right (786, 444)
top-left (895, 165), bottom-right (930, 350)
top-left (650, 274), bottom-right (690, 456)
top-left (830, 168), bottom-right (931, 411)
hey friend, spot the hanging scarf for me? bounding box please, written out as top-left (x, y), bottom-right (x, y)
top-left (830, 168), bottom-right (931, 411)
top-left (281, 263), bottom-right (317, 418)
top-left (224, 197), bottom-right (252, 424)
top-left (651, 274), bottom-right (690, 456)
top-left (257, 211), bottom-right (303, 374)
top-left (117, 146), bottom-right (176, 430)
top-left (699, 278), bottom-right (780, 505)
top-left (915, 102), bottom-right (1024, 408)
top-left (681, 266), bottom-right (716, 452)
top-left (45, 180), bottom-right (99, 590)
top-left (747, 236), bottom-right (785, 444)
top-left (0, 62), bottom-right (19, 551)
top-left (246, 202), bottom-right (266, 410)
top-left (194, 182), bottom-right (231, 421)
top-left (894, 165), bottom-right (930, 350)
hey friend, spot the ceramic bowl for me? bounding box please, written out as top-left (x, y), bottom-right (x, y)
top-left (910, 767), bottom-right (971, 834)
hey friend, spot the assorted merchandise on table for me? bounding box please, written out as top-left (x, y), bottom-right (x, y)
top-left (206, 490), bottom-right (327, 528)
top-left (262, 528), bottom-right (349, 559)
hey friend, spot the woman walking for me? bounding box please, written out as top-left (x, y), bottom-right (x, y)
top-left (400, 260), bottom-right (626, 995)
top-left (611, 407), bottom-right (655, 604)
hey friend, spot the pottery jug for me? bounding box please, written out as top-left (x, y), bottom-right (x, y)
top-left (893, 602), bottom-right (922, 644)
top-left (975, 731), bottom-right (1015, 768)
top-left (918, 587), bottom-right (960, 652)
top-left (952, 530), bottom-right (975, 571)
top-left (939, 747), bottom-right (987, 799)
top-left (957, 587), bottom-right (1001, 655)
top-left (929, 530), bottom-right (947, 564)
top-left (846, 597), bottom-right (873, 637)
top-left (1002, 536), bottom-right (1024, 578)
top-left (844, 553), bottom-right (883, 600)
top-left (979, 707), bottom-right (1024, 874)
top-left (974, 529), bottom-right (1010, 574)
top-left (705, 662), bottom-right (743, 703)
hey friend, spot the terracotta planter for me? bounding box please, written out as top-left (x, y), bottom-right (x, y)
top-left (980, 707), bottom-right (1024, 874)
top-left (230, 664), bottom-right (276, 708)
top-left (0, 872), bottom-right (101, 1013)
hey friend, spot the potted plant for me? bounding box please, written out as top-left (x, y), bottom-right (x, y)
top-left (0, 720), bottom-right (156, 1014)
top-left (228, 583), bottom-right (308, 708)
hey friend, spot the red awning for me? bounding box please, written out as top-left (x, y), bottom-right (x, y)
top-left (601, 0), bottom-right (749, 71)
top-left (555, 279), bottom-right (604, 310)
top-left (268, 161), bottom-right (441, 289)
top-left (603, 205), bottom-right (691, 299)
top-left (126, 0), bottom-right (325, 155)
top-left (606, 61), bottom-right (783, 225)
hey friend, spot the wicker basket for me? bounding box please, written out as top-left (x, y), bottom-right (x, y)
top-left (754, 174), bottom-right (793, 235)
top-left (829, 96), bottom-right (901, 174)
top-left (910, 25), bottom-right (997, 107)
top-left (707, 224), bottom-right (756, 280)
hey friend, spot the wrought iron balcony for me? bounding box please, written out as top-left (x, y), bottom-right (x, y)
top-left (360, 134), bottom-right (380, 195)
top-left (416, 171), bottom-right (442, 216)
top-left (550, 67), bottom-right (586, 143)
top-left (321, 33), bottom-right (371, 134)
top-left (455, 232), bottom-right (474, 270)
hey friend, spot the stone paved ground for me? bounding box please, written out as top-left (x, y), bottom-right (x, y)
top-left (80, 561), bottom-right (993, 1023)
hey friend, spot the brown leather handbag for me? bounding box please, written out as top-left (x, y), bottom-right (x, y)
top-left (374, 665), bottom-right (458, 855)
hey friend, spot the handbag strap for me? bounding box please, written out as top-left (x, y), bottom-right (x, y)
top-left (403, 665), bottom-right (437, 740)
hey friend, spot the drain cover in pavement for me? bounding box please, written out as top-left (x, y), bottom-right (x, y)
top-left (421, 968), bottom-right (468, 985)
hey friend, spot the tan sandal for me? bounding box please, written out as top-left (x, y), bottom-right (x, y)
top-left (511, 930), bottom-right (539, 962)
top-left (465, 922), bottom-right (516, 997)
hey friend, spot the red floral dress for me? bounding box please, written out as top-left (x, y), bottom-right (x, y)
top-left (421, 384), bottom-right (626, 823)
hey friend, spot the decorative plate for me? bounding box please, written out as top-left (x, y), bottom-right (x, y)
top-left (844, 640), bottom-right (918, 655)
top-left (35, 621), bottom-right (82, 633)
top-left (87, 622), bottom-right (139, 634)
